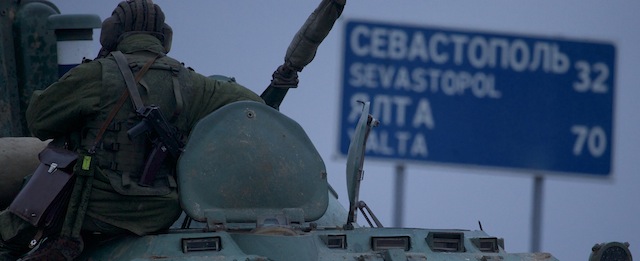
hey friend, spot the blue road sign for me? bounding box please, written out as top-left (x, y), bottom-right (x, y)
top-left (339, 20), bottom-right (615, 176)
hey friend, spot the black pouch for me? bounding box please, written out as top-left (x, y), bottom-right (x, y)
top-left (9, 147), bottom-right (78, 227)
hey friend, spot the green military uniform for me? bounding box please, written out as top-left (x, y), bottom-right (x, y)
top-left (0, 33), bottom-right (263, 258)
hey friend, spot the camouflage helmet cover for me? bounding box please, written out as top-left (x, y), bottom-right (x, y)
top-left (99, 0), bottom-right (172, 56)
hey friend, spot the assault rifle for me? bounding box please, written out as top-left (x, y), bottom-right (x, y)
top-left (128, 105), bottom-right (184, 186)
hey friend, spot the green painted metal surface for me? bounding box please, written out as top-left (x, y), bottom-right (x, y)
top-left (0, 1), bottom-right (24, 137)
top-left (0, 1), bottom-right (60, 137)
top-left (14, 2), bottom-right (60, 136)
top-left (178, 101), bottom-right (329, 223)
top-left (79, 226), bottom-right (560, 261)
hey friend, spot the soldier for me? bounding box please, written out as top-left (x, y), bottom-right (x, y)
top-left (0, 0), bottom-right (263, 260)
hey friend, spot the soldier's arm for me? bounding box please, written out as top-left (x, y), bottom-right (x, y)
top-left (185, 72), bottom-right (264, 129)
top-left (26, 62), bottom-right (103, 140)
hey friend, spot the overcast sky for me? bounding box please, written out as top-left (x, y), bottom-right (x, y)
top-left (50, 1), bottom-right (639, 260)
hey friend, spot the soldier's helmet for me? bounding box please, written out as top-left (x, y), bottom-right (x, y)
top-left (98, 0), bottom-right (172, 58)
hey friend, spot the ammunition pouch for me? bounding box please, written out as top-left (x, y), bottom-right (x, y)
top-left (8, 147), bottom-right (77, 228)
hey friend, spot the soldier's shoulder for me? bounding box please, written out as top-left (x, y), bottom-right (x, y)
top-left (58, 60), bottom-right (102, 81)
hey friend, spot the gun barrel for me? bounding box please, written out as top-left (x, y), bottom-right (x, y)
top-left (285, 0), bottom-right (346, 71)
top-left (262, 0), bottom-right (346, 110)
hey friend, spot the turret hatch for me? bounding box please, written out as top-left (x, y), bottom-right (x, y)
top-left (177, 101), bottom-right (328, 224)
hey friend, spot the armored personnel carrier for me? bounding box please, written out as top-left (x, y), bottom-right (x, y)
top-left (0, 1), bottom-right (632, 260)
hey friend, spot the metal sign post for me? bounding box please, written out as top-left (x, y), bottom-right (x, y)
top-left (393, 163), bottom-right (406, 228)
top-left (531, 175), bottom-right (544, 252)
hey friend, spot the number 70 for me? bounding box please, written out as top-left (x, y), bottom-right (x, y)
top-left (571, 125), bottom-right (607, 157)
